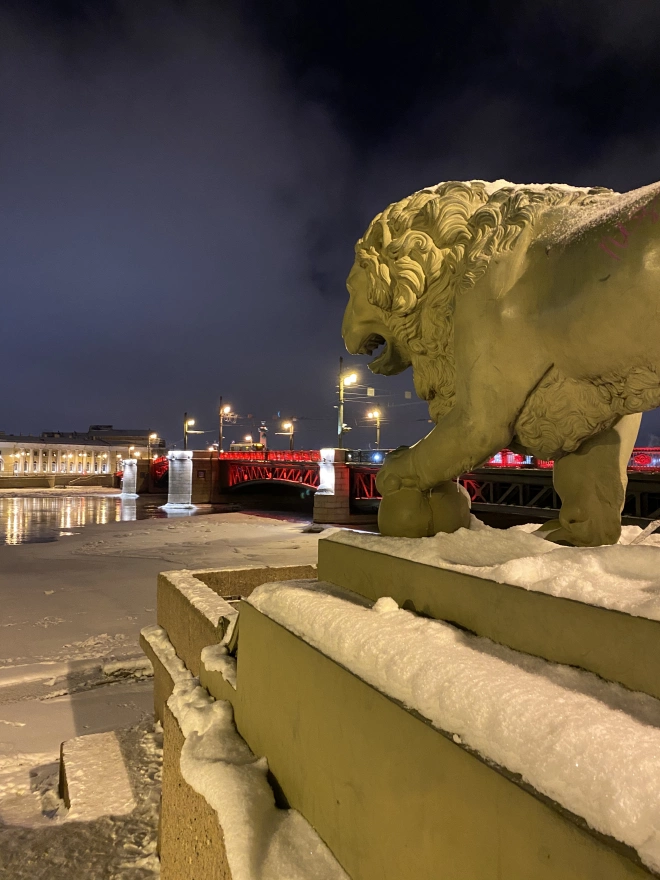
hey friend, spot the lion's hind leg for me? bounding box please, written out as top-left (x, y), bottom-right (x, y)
top-left (538, 413), bottom-right (642, 547)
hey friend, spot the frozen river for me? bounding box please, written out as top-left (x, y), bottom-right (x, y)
top-left (0, 492), bottom-right (215, 545)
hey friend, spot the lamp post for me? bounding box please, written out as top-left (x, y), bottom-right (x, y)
top-left (367, 409), bottom-right (381, 449)
top-left (282, 422), bottom-right (295, 451)
top-left (337, 356), bottom-right (358, 449)
top-left (147, 432), bottom-right (158, 461)
top-left (218, 401), bottom-right (232, 453)
top-left (183, 414), bottom-right (195, 451)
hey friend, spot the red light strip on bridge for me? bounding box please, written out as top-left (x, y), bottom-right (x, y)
top-left (227, 462), bottom-right (320, 488)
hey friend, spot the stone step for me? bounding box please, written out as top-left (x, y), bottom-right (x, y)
top-left (59, 729), bottom-right (136, 820)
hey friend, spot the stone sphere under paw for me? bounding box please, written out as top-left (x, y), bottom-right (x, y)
top-left (378, 488), bottom-right (434, 538)
top-left (429, 481), bottom-right (471, 535)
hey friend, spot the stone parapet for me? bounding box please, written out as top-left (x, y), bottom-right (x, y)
top-left (192, 563), bottom-right (317, 597)
top-left (156, 570), bottom-right (233, 677)
top-left (317, 536), bottom-right (660, 702)
top-left (144, 551), bottom-right (656, 879)
top-left (233, 599), bottom-right (651, 880)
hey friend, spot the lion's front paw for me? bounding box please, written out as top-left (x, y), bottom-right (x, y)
top-left (375, 446), bottom-right (420, 496)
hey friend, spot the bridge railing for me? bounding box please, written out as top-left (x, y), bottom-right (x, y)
top-left (344, 449), bottom-right (392, 464)
top-left (486, 447), bottom-right (660, 472)
top-left (219, 450), bottom-right (321, 463)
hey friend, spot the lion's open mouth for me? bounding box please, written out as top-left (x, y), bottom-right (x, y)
top-left (358, 333), bottom-right (387, 358)
top-left (355, 332), bottom-right (410, 375)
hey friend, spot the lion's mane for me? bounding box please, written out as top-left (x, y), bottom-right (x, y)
top-left (355, 180), bottom-right (615, 422)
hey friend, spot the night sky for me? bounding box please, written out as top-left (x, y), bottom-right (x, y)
top-left (3, 0), bottom-right (660, 450)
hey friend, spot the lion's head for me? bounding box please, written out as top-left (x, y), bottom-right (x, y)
top-left (342, 180), bottom-right (615, 422)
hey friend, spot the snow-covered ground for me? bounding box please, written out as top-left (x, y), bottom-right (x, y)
top-left (0, 718), bottom-right (162, 879)
top-left (0, 509), bottom-right (320, 878)
top-left (0, 510), bottom-right (319, 670)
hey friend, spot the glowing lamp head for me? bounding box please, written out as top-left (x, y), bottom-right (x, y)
top-left (343, 372), bottom-right (358, 386)
top-left (186, 418), bottom-right (195, 427)
top-left (282, 422), bottom-right (293, 430)
top-left (222, 405), bottom-right (231, 414)
top-left (149, 433), bottom-right (158, 440)
top-left (244, 435), bottom-right (252, 443)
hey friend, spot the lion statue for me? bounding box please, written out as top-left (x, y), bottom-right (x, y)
top-left (342, 179), bottom-right (660, 546)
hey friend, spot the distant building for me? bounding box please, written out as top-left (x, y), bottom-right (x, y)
top-left (0, 426), bottom-right (165, 477)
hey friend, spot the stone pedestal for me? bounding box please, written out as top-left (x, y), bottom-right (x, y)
top-left (313, 448), bottom-right (377, 525)
top-left (120, 458), bottom-right (138, 498)
top-left (163, 450), bottom-right (194, 509)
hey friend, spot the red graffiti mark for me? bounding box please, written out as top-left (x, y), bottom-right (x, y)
top-left (599, 240), bottom-right (620, 260)
top-left (598, 195), bottom-right (660, 261)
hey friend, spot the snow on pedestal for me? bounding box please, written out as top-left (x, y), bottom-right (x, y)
top-left (162, 450), bottom-right (194, 510)
top-left (120, 459), bottom-right (138, 498)
top-left (316, 448), bottom-right (337, 495)
top-left (324, 518), bottom-right (660, 619)
top-left (248, 578), bottom-right (660, 873)
top-left (167, 679), bottom-right (349, 880)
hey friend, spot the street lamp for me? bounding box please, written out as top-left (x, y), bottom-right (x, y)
top-left (148, 432), bottom-right (159, 461)
top-left (218, 400), bottom-right (233, 453)
top-left (367, 409), bottom-right (381, 449)
top-left (282, 421), bottom-right (295, 451)
top-left (183, 414), bottom-right (195, 451)
top-left (337, 356), bottom-right (358, 449)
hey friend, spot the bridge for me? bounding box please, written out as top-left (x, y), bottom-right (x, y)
top-left (150, 447), bottom-right (660, 524)
top-left (219, 450), bottom-right (322, 492)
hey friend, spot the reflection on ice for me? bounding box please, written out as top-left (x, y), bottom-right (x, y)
top-left (0, 493), bottom-right (201, 545)
top-left (119, 497), bottom-right (137, 521)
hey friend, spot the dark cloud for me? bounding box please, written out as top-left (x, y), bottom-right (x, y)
top-left (1, 0), bottom-right (659, 447)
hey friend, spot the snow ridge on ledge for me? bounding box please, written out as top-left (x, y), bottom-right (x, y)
top-left (248, 579), bottom-right (660, 873)
top-left (167, 680), bottom-right (348, 880)
top-left (323, 520), bottom-right (660, 620)
top-left (201, 644), bottom-right (237, 689)
top-left (165, 570), bottom-right (237, 628)
top-left (141, 624), bottom-right (192, 685)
